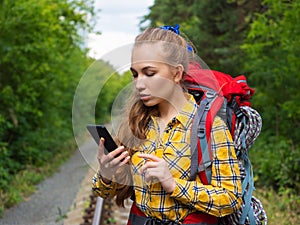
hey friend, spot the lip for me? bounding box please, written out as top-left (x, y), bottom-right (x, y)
top-left (140, 94), bottom-right (151, 101)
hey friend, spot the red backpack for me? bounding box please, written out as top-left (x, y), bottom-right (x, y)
top-left (184, 62), bottom-right (267, 225)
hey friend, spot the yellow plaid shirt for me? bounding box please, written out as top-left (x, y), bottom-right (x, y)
top-left (92, 94), bottom-right (242, 223)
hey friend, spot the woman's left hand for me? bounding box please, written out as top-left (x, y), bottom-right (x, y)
top-left (139, 153), bottom-right (176, 193)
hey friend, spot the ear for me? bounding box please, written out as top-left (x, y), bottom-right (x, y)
top-left (173, 64), bottom-right (184, 83)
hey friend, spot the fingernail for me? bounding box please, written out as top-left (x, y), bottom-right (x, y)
top-left (122, 151), bottom-right (128, 155)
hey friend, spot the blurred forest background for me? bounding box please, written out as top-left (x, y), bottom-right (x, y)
top-left (0, 0), bottom-right (299, 223)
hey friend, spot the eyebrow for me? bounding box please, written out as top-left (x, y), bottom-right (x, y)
top-left (130, 66), bottom-right (156, 73)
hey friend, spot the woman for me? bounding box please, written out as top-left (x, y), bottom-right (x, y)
top-left (92, 25), bottom-right (242, 225)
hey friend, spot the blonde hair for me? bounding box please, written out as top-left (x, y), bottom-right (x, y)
top-left (114, 27), bottom-right (192, 207)
top-left (134, 27), bottom-right (190, 71)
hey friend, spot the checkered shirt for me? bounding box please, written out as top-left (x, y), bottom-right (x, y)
top-left (92, 94), bottom-right (242, 223)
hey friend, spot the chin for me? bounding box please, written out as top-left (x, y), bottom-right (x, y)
top-left (141, 99), bottom-right (157, 107)
top-left (142, 101), bottom-right (155, 107)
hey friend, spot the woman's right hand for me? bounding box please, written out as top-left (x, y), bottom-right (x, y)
top-left (97, 138), bottom-right (130, 182)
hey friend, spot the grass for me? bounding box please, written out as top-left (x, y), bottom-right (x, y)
top-left (254, 187), bottom-right (300, 224)
top-left (0, 139), bottom-right (77, 218)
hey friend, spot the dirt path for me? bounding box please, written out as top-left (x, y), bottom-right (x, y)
top-left (0, 140), bottom-right (97, 225)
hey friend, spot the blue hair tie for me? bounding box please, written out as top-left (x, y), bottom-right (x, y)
top-left (160, 24), bottom-right (180, 35)
top-left (187, 44), bottom-right (193, 52)
top-left (159, 24), bottom-right (193, 52)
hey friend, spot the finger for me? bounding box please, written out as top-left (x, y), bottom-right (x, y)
top-left (139, 154), bottom-right (162, 174)
top-left (107, 148), bottom-right (129, 167)
top-left (106, 155), bottom-right (131, 172)
top-left (140, 162), bottom-right (149, 174)
top-left (100, 141), bottom-right (125, 162)
top-left (143, 168), bottom-right (150, 181)
top-left (115, 149), bottom-right (129, 161)
top-left (108, 150), bottom-right (129, 167)
top-left (138, 153), bottom-right (160, 162)
top-left (103, 146), bottom-right (125, 165)
top-left (110, 146), bottom-right (125, 158)
top-left (97, 138), bottom-right (108, 163)
top-left (119, 155), bottom-right (131, 167)
top-left (144, 168), bottom-right (157, 183)
top-left (140, 161), bottom-right (157, 174)
top-left (97, 137), bottom-right (106, 156)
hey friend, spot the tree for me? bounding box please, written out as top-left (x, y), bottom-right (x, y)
top-left (0, 0), bottom-right (96, 211)
top-left (141, 0), bottom-right (263, 74)
top-left (243, 0), bottom-right (300, 144)
top-left (243, 0), bottom-right (300, 192)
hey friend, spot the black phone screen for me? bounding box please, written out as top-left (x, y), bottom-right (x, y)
top-left (86, 125), bottom-right (118, 154)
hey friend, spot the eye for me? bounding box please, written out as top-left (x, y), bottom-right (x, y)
top-left (130, 69), bottom-right (138, 78)
top-left (145, 71), bottom-right (155, 77)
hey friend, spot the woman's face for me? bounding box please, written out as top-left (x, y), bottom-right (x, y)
top-left (130, 43), bottom-right (181, 107)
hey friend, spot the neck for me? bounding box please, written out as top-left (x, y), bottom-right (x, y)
top-left (158, 89), bottom-right (188, 124)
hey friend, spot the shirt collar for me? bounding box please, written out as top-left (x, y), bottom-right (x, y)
top-left (150, 93), bottom-right (197, 130)
top-left (176, 93), bottom-right (197, 129)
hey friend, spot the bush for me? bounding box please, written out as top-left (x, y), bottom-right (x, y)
top-left (0, 0), bottom-right (96, 215)
top-left (250, 133), bottom-right (300, 193)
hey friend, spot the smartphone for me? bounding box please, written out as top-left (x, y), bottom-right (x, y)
top-left (86, 124), bottom-right (118, 154)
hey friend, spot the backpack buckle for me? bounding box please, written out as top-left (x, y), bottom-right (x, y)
top-left (198, 128), bottom-right (206, 139)
top-left (206, 91), bottom-right (216, 99)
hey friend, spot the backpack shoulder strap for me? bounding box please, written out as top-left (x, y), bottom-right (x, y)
top-left (190, 97), bottom-right (211, 183)
top-left (190, 90), bottom-right (224, 183)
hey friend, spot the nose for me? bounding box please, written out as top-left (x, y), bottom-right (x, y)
top-left (134, 75), bottom-right (146, 91)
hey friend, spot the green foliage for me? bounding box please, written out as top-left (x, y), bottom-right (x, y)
top-left (242, 0), bottom-right (300, 199)
top-left (71, 60), bottom-right (132, 143)
top-left (96, 70), bottom-right (132, 124)
top-left (243, 0), bottom-right (300, 145)
top-left (141, 0), bottom-right (262, 74)
top-left (243, 0), bottom-right (300, 194)
top-left (255, 188), bottom-right (300, 224)
top-left (251, 134), bottom-right (300, 192)
top-left (0, 0), bottom-right (96, 213)
top-left (144, 0), bottom-right (300, 198)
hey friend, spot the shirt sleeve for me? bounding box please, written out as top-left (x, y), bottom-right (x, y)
top-left (169, 117), bottom-right (242, 217)
top-left (92, 171), bottom-right (117, 198)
